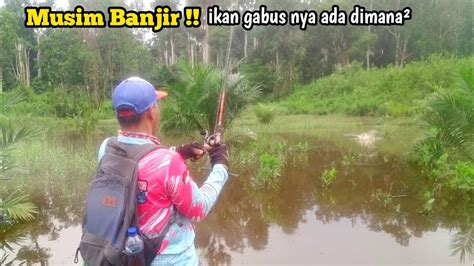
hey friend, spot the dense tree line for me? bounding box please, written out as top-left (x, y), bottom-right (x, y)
top-left (0, 0), bottom-right (472, 104)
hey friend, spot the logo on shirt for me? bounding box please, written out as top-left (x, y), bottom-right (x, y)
top-left (137, 191), bottom-right (147, 204)
top-left (138, 180), bottom-right (148, 191)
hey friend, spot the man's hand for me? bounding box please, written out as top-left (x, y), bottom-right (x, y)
top-left (208, 144), bottom-right (229, 169)
top-left (176, 142), bottom-right (205, 161)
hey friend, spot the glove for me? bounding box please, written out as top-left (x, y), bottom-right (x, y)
top-left (176, 142), bottom-right (205, 160)
top-left (208, 144), bottom-right (229, 169)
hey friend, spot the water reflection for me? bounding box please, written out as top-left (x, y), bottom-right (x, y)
top-left (1, 136), bottom-right (472, 264)
top-left (450, 226), bottom-right (474, 263)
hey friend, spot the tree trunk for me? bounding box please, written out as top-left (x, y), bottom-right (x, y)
top-left (191, 42), bottom-right (195, 67)
top-left (275, 51), bottom-right (280, 72)
top-left (244, 30), bottom-right (248, 59)
top-left (366, 0), bottom-right (373, 70)
top-left (0, 67), bottom-right (3, 93)
top-left (37, 34), bottom-right (41, 78)
top-left (400, 37), bottom-right (408, 67)
top-left (25, 48), bottom-right (31, 86)
top-left (15, 42), bottom-right (22, 83)
top-left (170, 35), bottom-right (175, 65)
top-left (395, 35), bottom-right (400, 67)
top-left (164, 41), bottom-right (169, 67)
top-left (202, 24), bottom-right (209, 64)
top-left (187, 31), bottom-right (192, 62)
top-left (226, 25), bottom-right (235, 67)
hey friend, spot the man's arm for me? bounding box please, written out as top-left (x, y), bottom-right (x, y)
top-left (165, 153), bottom-right (229, 222)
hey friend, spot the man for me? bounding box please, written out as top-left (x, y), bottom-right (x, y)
top-left (98, 77), bottom-right (229, 265)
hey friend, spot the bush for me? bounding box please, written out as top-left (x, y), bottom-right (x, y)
top-left (280, 56), bottom-right (474, 116)
top-left (254, 104), bottom-right (275, 124)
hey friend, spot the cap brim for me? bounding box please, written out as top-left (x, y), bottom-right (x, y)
top-left (157, 91), bottom-right (168, 99)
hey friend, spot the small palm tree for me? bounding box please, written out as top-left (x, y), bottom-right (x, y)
top-left (0, 91), bottom-right (38, 224)
top-left (160, 61), bottom-right (261, 134)
top-left (419, 74), bottom-right (474, 164)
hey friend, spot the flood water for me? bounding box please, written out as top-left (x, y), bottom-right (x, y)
top-left (1, 124), bottom-right (472, 265)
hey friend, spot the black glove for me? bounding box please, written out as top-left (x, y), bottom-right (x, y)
top-left (176, 142), bottom-right (205, 160)
top-left (208, 144), bottom-right (229, 168)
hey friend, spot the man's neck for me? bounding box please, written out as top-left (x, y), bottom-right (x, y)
top-left (118, 130), bottom-right (160, 145)
top-left (120, 125), bottom-right (153, 136)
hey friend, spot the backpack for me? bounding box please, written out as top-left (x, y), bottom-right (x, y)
top-left (75, 138), bottom-right (172, 266)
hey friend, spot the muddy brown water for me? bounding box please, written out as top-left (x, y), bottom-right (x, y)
top-left (1, 133), bottom-right (472, 265)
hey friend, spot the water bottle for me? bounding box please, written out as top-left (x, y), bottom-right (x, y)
top-left (125, 227), bottom-right (144, 254)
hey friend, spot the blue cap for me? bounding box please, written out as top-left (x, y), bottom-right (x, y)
top-left (112, 77), bottom-right (167, 117)
top-left (127, 227), bottom-right (138, 236)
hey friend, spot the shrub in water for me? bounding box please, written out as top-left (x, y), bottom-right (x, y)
top-left (254, 104), bottom-right (275, 124)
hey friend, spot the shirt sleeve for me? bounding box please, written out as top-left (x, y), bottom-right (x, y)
top-left (165, 153), bottom-right (229, 222)
top-left (97, 138), bottom-right (110, 161)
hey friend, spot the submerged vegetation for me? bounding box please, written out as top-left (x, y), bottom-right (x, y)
top-left (233, 135), bottom-right (308, 189)
top-left (319, 167), bottom-right (337, 188)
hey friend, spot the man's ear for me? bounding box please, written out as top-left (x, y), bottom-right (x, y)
top-left (146, 106), bottom-right (156, 120)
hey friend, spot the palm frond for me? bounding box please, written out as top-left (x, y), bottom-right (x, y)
top-left (0, 193), bottom-right (38, 222)
top-left (421, 76), bottom-right (474, 161)
top-left (0, 91), bottom-right (25, 111)
top-left (450, 226), bottom-right (474, 263)
top-left (0, 120), bottom-right (40, 150)
top-left (162, 62), bottom-right (260, 134)
top-left (0, 152), bottom-right (15, 174)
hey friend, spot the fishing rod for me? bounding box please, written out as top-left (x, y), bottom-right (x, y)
top-left (202, 87), bottom-right (226, 147)
top-left (189, 86), bottom-right (226, 162)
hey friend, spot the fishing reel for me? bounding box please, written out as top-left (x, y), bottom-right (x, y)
top-left (200, 130), bottom-right (222, 147)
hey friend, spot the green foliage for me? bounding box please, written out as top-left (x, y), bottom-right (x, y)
top-left (450, 161), bottom-right (474, 193)
top-left (450, 226), bottom-right (474, 263)
top-left (256, 152), bottom-right (284, 189)
top-left (341, 154), bottom-right (358, 167)
top-left (233, 135), bottom-right (309, 189)
top-left (241, 60), bottom-right (276, 96)
top-left (0, 193), bottom-right (38, 222)
top-left (419, 77), bottom-right (474, 162)
top-left (416, 75), bottom-right (473, 199)
top-left (161, 62), bottom-right (260, 133)
top-left (320, 167), bottom-right (337, 188)
top-left (280, 56), bottom-right (474, 117)
top-left (0, 92), bottom-right (38, 224)
top-left (254, 104), bottom-right (275, 124)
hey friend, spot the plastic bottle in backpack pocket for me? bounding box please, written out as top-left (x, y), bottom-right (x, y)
top-left (125, 227), bottom-right (144, 254)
